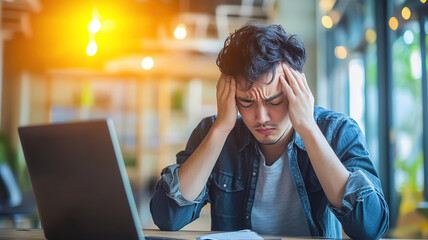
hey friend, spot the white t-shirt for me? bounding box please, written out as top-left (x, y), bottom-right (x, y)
top-left (251, 151), bottom-right (311, 236)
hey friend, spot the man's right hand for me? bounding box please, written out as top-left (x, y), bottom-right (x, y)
top-left (213, 73), bottom-right (238, 132)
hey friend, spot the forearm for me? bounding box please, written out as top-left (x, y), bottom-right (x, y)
top-left (300, 124), bottom-right (350, 208)
top-left (178, 123), bottom-right (230, 201)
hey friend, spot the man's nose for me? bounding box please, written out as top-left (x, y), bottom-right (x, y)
top-left (255, 104), bottom-right (270, 124)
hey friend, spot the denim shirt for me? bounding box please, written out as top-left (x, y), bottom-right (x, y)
top-left (150, 106), bottom-right (389, 239)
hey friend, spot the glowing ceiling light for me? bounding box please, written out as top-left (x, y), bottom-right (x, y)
top-left (321, 15), bottom-right (333, 29)
top-left (389, 17), bottom-right (398, 31)
top-left (365, 29), bottom-right (377, 43)
top-left (334, 46), bottom-right (347, 59)
top-left (86, 40), bottom-right (97, 56)
top-left (141, 57), bottom-right (154, 70)
top-left (89, 19), bottom-right (101, 34)
top-left (174, 24), bottom-right (187, 39)
top-left (401, 7), bottom-right (411, 20)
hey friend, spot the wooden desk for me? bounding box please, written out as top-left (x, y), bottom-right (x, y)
top-left (0, 228), bottom-right (323, 239)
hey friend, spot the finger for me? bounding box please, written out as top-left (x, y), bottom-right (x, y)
top-left (216, 74), bottom-right (224, 92)
top-left (280, 75), bottom-right (295, 101)
top-left (282, 63), bottom-right (301, 95)
top-left (217, 76), bottom-right (228, 99)
top-left (227, 78), bottom-right (236, 101)
top-left (223, 78), bottom-right (232, 100)
top-left (290, 67), bottom-right (307, 93)
top-left (222, 77), bottom-right (231, 101)
top-left (302, 73), bottom-right (312, 94)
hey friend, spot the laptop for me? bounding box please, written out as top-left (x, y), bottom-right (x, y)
top-left (18, 119), bottom-right (178, 240)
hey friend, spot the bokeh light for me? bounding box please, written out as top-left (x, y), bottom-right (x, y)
top-left (141, 56), bottom-right (154, 70)
top-left (365, 29), bottom-right (377, 44)
top-left (174, 24), bottom-right (187, 40)
top-left (401, 7), bottom-right (411, 20)
top-left (86, 40), bottom-right (98, 56)
top-left (389, 17), bottom-right (398, 31)
top-left (334, 46), bottom-right (347, 59)
top-left (321, 15), bottom-right (333, 29)
top-left (89, 19), bottom-right (101, 34)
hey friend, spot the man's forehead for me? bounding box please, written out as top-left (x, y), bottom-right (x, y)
top-left (236, 82), bottom-right (283, 100)
top-left (237, 75), bottom-right (283, 95)
top-left (237, 65), bottom-right (284, 87)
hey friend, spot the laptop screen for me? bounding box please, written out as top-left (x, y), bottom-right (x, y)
top-left (18, 119), bottom-right (144, 240)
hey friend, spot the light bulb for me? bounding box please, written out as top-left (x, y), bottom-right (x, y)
top-left (86, 40), bottom-right (97, 56)
top-left (141, 57), bottom-right (154, 70)
top-left (174, 24), bottom-right (187, 39)
top-left (89, 19), bottom-right (101, 34)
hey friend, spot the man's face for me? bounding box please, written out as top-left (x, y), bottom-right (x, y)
top-left (236, 64), bottom-right (291, 145)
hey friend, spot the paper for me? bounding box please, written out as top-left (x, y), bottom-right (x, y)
top-left (196, 229), bottom-right (263, 240)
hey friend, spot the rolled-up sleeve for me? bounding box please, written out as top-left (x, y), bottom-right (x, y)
top-left (329, 170), bottom-right (389, 240)
top-left (160, 164), bottom-right (207, 206)
top-left (329, 170), bottom-right (377, 216)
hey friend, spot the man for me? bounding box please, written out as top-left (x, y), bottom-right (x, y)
top-left (150, 23), bottom-right (389, 239)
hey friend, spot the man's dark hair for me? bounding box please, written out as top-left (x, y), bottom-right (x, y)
top-left (216, 22), bottom-right (307, 89)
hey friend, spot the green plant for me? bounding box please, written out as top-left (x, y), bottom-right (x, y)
top-left (0, 132), bottom-right (18, 173)
top-left (395, 152), bottom-right (423, 215)
top-left (395, 152), bottom-right (423, 193)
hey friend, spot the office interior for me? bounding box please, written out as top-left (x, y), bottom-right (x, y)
top-left (0, 0), bottom-right (427, 238)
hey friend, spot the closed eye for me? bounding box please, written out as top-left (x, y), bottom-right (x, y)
top-left (266, 94), bottom-right (284, 106)
top-left (269, 100), bottom-right (283, 106)
top-left (239, 102), bottom-right (254, 108)
top-left (237, 97), bottom-right (254, 108)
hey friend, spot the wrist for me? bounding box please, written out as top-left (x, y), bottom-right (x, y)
top-left (212, 117), bottom-right (235, 133)
top-left (211, 121), bottom-right (233, 139)
top-left (298, 120), bottom-right (319, 138)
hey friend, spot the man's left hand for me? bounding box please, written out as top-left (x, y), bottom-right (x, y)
top-left (279, 63), bottom-right (316, 135)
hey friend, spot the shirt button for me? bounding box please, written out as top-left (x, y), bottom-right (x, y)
top-left (223, 184), bottom-right (227, 188)
top-left (252, 172), bottom-right (256, 176)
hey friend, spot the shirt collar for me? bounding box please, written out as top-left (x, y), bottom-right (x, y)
top-left (293, 131), bottom-right (306, 151)
top-left (236, 118), bottom-right (252, 152)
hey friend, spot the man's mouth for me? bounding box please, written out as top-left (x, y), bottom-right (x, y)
top-left (255, 128), bottom-right (275, 135)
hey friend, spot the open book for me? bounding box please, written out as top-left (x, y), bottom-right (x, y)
top-left (196, 229), bottom-right (263, 240)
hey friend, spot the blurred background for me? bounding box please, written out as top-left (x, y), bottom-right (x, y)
top-left (1, 0), bottom-right (428, 238)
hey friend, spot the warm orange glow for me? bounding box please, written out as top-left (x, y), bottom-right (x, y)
top-left (141, 56), bottom-right (154, 70)
top-left (401, 7), bottom-right (411, 20)
top-left (334, 46), bottom-right (347, 59)
top-left (89, 19), bottom-right (101, 33)
top-left (174, 24), bottom-right (187, 39)
top-left (321, 15), bottom-right (333, 29)
top-left (365, 29), bottom-right (376, 43)
top-left (421, 0), bottom-right (426, 4)
top-left (389, 17), bottom-right (398, 31)
top-left (86, 40), bottom-right (97, 56)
